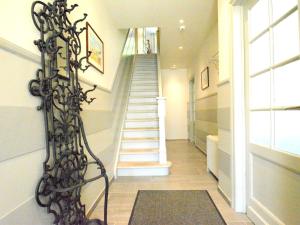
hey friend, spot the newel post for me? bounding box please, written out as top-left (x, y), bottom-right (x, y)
top-left (157, 97), bottom-right (167, 163)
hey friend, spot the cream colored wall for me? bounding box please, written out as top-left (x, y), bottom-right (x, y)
top-left (162, 69), bottom-right (188, 140)
top-left (189, 23), bottom-right (219, 153)
top-left (0, 0), bottom-right (127, 91)
top-left (0, 0), bottom-right (130, 224)
top-left (216, 0), bottom-right (233, 202)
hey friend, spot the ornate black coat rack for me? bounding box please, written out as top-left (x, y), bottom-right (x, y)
top-left (29, 1), bottom-right (108, 224)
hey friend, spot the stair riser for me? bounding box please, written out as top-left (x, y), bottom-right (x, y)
top-left (133, 75), bottom-right (157, 80)
top-left (127, 112), bottom-right (157, 119)
top-left (131, 87), bottom-right (158, 92)
top-left (130, 91), bottom-right (158, 96)
top-left (119, 153), bottom-right (159, 162)
top-left (122, 141), bottom-right (159, 149)
top-left (131, 84), bottom-right (157, 89)
top-left (117, 167), bottom-right (169, 176)
top-left (123, 130), bottom-right (159, 138)
top-left (135, 66), bottom-right (157, 69)
top-left (131, 80), bottom-right (158, 85)
top-left (128, 105), bottom-right (157, 111)
top-left (129, 98), bottom-right (157, 103)
top-left (125, 121), bottom-right (159, 128)
top-left (134, 71), bottom-right (156, 74)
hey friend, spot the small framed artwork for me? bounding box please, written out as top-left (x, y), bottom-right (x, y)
top-left (86, 22), bottom-right (104, 74)
top-left (201, 67), bottom-right (209, 90)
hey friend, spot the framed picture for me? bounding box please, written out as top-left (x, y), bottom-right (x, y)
top-left (86, 22), bottom-right (104, 74)
top-left (201, 67), bottom-right (209, 90)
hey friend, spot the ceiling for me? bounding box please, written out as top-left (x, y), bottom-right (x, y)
top-left (102, 0), bottom-right (218, 69)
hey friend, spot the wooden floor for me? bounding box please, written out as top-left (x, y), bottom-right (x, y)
top-left (91, 140), bottom-right (253, 225)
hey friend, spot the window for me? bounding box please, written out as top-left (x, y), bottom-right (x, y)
top-left (248, 0), bottom-right (300, 155)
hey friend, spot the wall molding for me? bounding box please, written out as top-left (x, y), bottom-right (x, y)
top-left (248, 198), bottom-right (285, 225)
top-left (250, 144), bottom-right (300, 174)
top-left (0, 37), bottom-right (111, 92)
top-left (86, 176), bottom-right (114, 218)
top-left (217, 78), bottom-right (230, 87)
top-left (196, 92), bottom-right (217, 101)
top-left (0, 37), bottom-right (40, 64)
top-left (218, 185), bottom-right (232, 205)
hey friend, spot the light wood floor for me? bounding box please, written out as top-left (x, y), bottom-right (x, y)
top-left (91, 140), bottom-right (253, 225)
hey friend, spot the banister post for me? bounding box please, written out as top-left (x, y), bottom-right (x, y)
top-left (157, 96), bottom-right (167, 163)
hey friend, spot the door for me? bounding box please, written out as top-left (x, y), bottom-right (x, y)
top-left (245, 0), bottom-right (300, 224)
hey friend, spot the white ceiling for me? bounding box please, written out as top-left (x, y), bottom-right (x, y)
top-left (102, 0), bottom-right (218, 69)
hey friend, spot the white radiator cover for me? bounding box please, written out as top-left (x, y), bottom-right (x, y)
top-left (206, 135), bottom-right (219, 178)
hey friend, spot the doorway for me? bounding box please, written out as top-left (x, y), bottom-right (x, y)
top-left (188, 78), bottom-right (195, 143)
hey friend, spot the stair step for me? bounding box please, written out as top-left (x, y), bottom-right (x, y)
top-left (123, 128), bottom-right (159, 138)
top-left (125, 118), bottom-right (159, 128)
top-left (119, 149), bottom-right (160, 162)
top-left (131, 87), bottom-right (158, 91)
top-left (126, 118), bottom-right (158, 121)
top-left (118, 161), bottom-right (171, 168)
top-left (121, 137), bottom-right (159, 149)
top-left (128, 103), bottom-right (157, 111)
top-left (129, 97), bottom-right (157, 104)
top-left (122, 137), bottom-right (159, 141)
top-left (117, 161), bottom-right (172, 176)
top-left (120, 148), bottom-right (159, 154)
top-left (130, 92), bottom-right (158, 97)
top-left (123, 127), bottom-right (158, 131)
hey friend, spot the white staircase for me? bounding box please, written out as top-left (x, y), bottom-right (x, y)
top-left (117, 54), bottom-right (172, 176)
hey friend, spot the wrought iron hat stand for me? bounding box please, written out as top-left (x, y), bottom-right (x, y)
top-left (29, 0), bottom-right (108, 224)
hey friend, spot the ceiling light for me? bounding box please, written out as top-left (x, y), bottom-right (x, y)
top-left (179, 25), bottom-right (186, 32)
top-left (179, 19), bottom-right (184, 24)
top-left (178, 46), bottom-right (183, 50)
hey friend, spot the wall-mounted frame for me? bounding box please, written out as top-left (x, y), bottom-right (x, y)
top-left (201, 67), bottom-right (209, 90)
top-left (86, 22), bottom-right (104, 74)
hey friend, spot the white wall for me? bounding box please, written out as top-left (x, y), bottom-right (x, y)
top-left (216, 0), bottom-right (233, 202)
top-left (0, 0), bottom-right (127, 91)
top-left (162, 69), bottom-right (188, 140)
top-left (188, 23), bottom-right (219, 153)
top-left (0, 0), bottom-right (129, 224)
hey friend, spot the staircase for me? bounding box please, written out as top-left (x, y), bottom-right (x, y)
top-left (117, 54), bottom-right (172, 176)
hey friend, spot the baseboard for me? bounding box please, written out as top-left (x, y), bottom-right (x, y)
top-left (166, 139), bottom-right (188, 141)
top-left (217, 185), bottom-right (231, 206)
top-left (247, 198), bottom-right (285, 225)
top-left (247, 206), bottom-right (268, 225)
top-left (195, 144), bottom-right (207, 156)
top-left (87, 176), bottom-right (114, 218)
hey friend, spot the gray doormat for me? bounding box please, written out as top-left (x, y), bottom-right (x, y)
top-left (128, 190), bottom-right (226, 225)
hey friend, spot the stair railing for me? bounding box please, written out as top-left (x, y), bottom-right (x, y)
top-left (156, 54), bottom-right (167, 164)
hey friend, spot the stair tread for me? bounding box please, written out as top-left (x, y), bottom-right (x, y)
top-left (130, 90), bottom-right (158, 92)
top-left (129, 96), bottom-right (157, 98)
top-left (131, 83), bottom-right (157, 86)
top-left (123, 127), bottom-right (158, 131)
top-left (120, 149), bottom-right (159, 154)
top-left (122, 137), bottom-right (159, 141)
top-left (126, 118), bottom-right (158, 121)
top-left (118, 161), bottom-right (172, 169)
top-left (128, 102), bottom-right (157, 105)
top-left (130, 96), bottom-right (158, 98)
top-left (127, 110), bottom-right (157, 113)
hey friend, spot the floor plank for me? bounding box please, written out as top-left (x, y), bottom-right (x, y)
top-left (90, 140), bottom-right (253, 225)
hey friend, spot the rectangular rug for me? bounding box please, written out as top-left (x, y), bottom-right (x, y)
top-left (128, 190), bottom-right (226, 225)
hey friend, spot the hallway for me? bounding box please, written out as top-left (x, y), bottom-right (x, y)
top-left (91, 140), bottom-right (252, 225)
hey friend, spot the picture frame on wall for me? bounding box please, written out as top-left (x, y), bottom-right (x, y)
top-left (201, 67), bottom-right (209, 90)
top-left (86, 22), bottom-right (104, 74)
